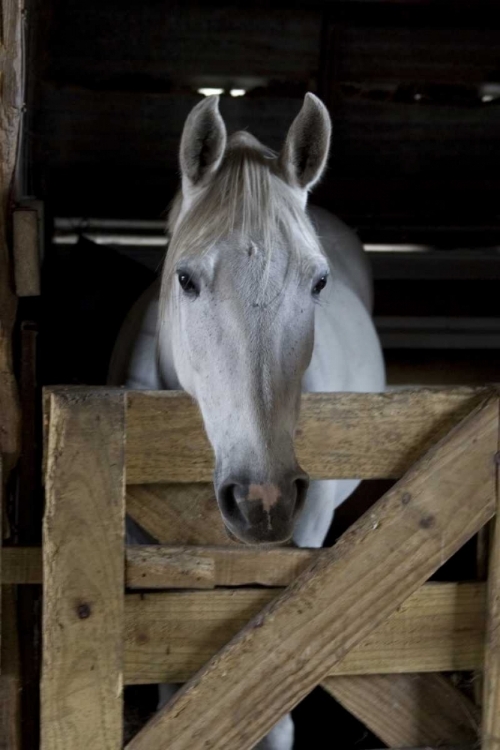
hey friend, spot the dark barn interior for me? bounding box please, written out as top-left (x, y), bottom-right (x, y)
top-left (27, 0), bottom-right (500, 390)
top-left (9, 0), bottom-right (500, 747)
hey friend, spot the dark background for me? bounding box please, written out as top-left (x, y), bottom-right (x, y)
top-left (22, 1), bottom-right (499, 746)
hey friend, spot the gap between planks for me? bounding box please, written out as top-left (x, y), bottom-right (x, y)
top-left (1, 548), bottom-right (487, 682)
top-left (125, 396), bottom-right (498, 749)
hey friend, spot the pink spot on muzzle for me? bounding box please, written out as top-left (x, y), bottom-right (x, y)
top-left (247, 484), bottom-right (281, 514)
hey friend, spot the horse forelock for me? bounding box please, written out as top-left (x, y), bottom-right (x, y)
top-left (163, 136), bottom-right (321, 274)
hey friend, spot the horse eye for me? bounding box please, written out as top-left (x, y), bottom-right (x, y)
top-left (312, 275), bottom-right (328, 296)
top-left (178, 272), bottom-right (199, 296)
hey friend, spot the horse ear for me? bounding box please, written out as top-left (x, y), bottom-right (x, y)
top-left (180, 96), bottom-right (227, 188)
top-left (278, 93), bottom-right (331, 195)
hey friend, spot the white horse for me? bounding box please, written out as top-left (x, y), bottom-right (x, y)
top-left (110, 93), bottom-right (385, 749)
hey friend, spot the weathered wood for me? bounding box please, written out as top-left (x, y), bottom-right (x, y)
top-left (482, 399), bottom-right (500, 750)
top-left (2, 545), bottom-right (315, 588)
top-left (0, 548), bottom-right (487, 682)
top-left (41, 391), bottom-right (126, 750)
top-left (123, 582), bottom-right (485, 685)
top-left (0, 0), bottom-right (22, 470)
top-left (322, 673), bottom-right (479, 748)
top-left (0, 587), bottom-right (21, 749)
top-left (126, 483), bottom-right (236, 546)
top-left (126, 388), bottom-right (491, 483)
top-left (126, 545), bottom-right (317, 589)
top-left (126, 397), bottom-right (497, 749)
top-left (13, 209), bottom-right (40, 297)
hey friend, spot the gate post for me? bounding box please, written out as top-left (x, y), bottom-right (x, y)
top-left (41, 389), bottom-right (126, 750)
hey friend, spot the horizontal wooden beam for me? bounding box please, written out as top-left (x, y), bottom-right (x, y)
top-left (123, 581), bottom-right (485, 684)
top-left (125, 397), bottom-right (496, 749)
top-left (126, 545), bottom-right (317, 589)
top-left (126, 387), bottom-right (491, 483)
top-left (2, 545), bottom-right (318, 589)
top-left (44, 387), bottom-right (493, 484)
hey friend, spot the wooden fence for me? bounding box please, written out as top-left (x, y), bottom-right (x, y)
top-left (2, 385), bottom-right (500, 749)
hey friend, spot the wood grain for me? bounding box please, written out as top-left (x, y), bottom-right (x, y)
top-left (126, 397), bottom-right (497, 749)
top-left (0, 0), bottom-right (22, 470)
top-left (322, 673), bottom-right (479, 748)
top-left (2, 545), bottom-right (314, 588)
top-left (123, 582), bottom-right (485, 684)
top-left (13, 208), bottom-right (40, 297)
top-left (126, 388), bottom-right (492, 483)
top-left (0, 13), bottom-right (22, 737)
top-left (41, 391), bottom-right (126, 750)
top-left (126, 546), bottom-right (317, 590)
top-left (1, 550), bottom-right (487, 680)
top-left (126, 483), bottom-right (236, 546)
top-left (482, 398), bottom-right (500, 750)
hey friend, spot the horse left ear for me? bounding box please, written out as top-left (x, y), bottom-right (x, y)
top-left (180, 95), bottom-right (227, 189)
top-left (278, 93), bottom-right (331, 195)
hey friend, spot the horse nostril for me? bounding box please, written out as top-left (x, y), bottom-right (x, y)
top-left (218, 483), bottom-right (240, 522)
top-left (294, 475), bottom-right (309, 515)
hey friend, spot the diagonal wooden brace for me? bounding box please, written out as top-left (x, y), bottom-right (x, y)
top-left (127, 397), bottom-right (499, 750)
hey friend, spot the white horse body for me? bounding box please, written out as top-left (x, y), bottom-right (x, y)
top-left (110, 205), bottom-right (384, 548)
top-left (111, 94), bottom-right (385, 749)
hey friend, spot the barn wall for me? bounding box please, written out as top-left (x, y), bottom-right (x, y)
top-left (29, 0), bottom-right (500, 243)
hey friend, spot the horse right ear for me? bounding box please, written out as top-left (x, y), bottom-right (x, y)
top-left (180, 96), bottom-right (227, 189)
top-left (278, 93), bottom-right (331, 200)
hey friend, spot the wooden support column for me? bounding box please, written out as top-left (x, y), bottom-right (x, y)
top-left (0, 0), bottom-right (22, 473)
top-left (482, 399), bottom-right (500, 749)
top-left (41, 390), bottom-right (126, 750)
top-left (126, 397), bottom-right (498, 750)
top-left (0, 4), bottom-right (23, 743)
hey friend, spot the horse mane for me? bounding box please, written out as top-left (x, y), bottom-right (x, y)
top-left (162, 131), bottom-right (321, 284)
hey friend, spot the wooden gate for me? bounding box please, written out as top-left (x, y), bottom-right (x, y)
top-left (7, 386), bottom-right (500, 749)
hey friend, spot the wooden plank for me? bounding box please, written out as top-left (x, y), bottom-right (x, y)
top-left (41, 390), bottom-right (126, 750)
top-left (0, 587), bottom-right (21, 749)
top-left (126, 483), bottom-right (236, 545)
top-left (126, 387), bottom-right (491, 483)
top-left (2, 546), bottom-right (314, 589)
top-left (0, 0), bottom-right (22, 471)
top-left (322, 674), bottom-right (479, 748)
top-left (13, 209), bottom-right (40, 297)
top-left (126, 546), bottom-right (316, 590)
top-left (482, 400), bottom-right (500, 750)
top-left (126, 397), bottom-right (497, 749)
top-left (123, 582), bottom-right (485, 684)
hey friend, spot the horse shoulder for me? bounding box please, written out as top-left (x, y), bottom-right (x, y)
top-left (108, 279), bottom-right (162, 389)
top-left (308, 205), bottom-right (374, 313)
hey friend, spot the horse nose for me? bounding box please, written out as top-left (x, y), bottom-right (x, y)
top-left (216, 472), bottom-right (309, 544)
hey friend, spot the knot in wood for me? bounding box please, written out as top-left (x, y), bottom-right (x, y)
top-left (419, 514), bottom-right (436, 530)
top-left (77, 603), bottom-right (91, 620)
